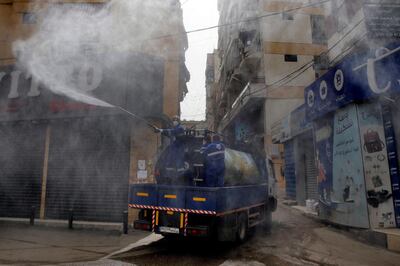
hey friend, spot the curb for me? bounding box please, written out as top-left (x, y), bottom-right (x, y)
top-left (0, 217), bottom-right (124, 233)
top-left (282, 204), bottom-right (399, 252)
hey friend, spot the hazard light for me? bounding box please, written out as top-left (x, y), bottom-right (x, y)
top-left (187, 226), bottom-right (208, 237)
top-left (134, 221), bottom-right (152, 231)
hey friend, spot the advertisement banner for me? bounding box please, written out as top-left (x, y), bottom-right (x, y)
top-left (358, 103), bottom-right (396, 228)
top-left (364, 2), bottom-right (400, 39)
top-left (314, 115), bottom-right (334, 220)
top-left (331, 104), bottom-right (369, 228)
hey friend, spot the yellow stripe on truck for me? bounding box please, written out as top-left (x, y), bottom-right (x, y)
top-left (180, 213), bottom-right (184, 228)
top-left (164, 194), bottom-right (177, 199)
top-left (136, 192), bottom-right (149, 197)
top-left (193, 197), bottom-right (206, 202)
top-left (156, 211), bottom-right (159, 225)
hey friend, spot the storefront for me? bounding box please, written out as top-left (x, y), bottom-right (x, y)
top-left (305, 42), bottom-right (400, 229)
top-left (281, 105), bottom-right (317, 205)
top-left (0, 52), bottom-right (165, 222)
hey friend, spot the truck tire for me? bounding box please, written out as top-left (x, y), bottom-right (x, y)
top-left (269, 197), bottom-right (277, 212)
top-left (236, 213), bottom-right (248, 242)
top-left (263, 210), bottom-right (272, 234)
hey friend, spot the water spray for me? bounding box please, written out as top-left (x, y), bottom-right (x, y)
top-left (115, 106), bottom-right (160, 131)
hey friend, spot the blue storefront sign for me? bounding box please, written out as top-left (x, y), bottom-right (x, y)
top-left (306, 43), bottom-right (400, 121)
top-left (306, 42), bottom-right (400, 228)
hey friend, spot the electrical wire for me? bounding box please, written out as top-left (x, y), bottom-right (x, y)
top-left (242, 18), bottom-right (366, 98)
top-left (146, 0), bottom-right (332, 41)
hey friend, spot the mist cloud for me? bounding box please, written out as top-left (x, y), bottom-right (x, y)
top-left (13, 0), bottom-right (179, 107)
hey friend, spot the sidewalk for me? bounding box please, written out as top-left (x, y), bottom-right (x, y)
top-left (0, 217), bottom-right (123, 232)
top-left (0, 223), bottom-right (149, 265)
top-left (286, 202), bottom-right (400, 253)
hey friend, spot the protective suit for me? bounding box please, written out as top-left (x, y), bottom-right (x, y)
top-left (204, 140), bottom-right (225, 187)
top-left (158, 123), bottom-right (186, 184)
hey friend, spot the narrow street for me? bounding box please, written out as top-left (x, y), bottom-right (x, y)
top-left (1, 203), bottom-right (400, 265)
top-left (113, 204), bottom-right (400, 266)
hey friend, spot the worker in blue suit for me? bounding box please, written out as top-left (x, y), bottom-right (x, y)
top-left (204, 135), bottom-right (225, 187)
top-left (155, 116), bottom-right (186, 184)
top-left (157, 116), bottom-right (185, 138)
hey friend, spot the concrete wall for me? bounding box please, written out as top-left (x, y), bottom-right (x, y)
top-left (0, 0), bottom-right (188, 223)
top-left (261, 12), bottom-right (313, 44)
top-left (263, 54), bottom-right (315, 87)
top-left (325, 3), bottom-right (367, 65)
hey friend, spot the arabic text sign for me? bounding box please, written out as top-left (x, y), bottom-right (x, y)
top-left (364, 4), bottom-right (400, 39)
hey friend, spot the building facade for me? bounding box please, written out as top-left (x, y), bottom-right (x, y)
top-left (0, 0), bottom-right (189, 223)
top-left (211, 0), bottom-right (326, 188)
top-left (281, 0), bottom-right (400, 229)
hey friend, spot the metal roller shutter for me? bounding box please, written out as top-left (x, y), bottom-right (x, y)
top-left (0, 123), bottom-right (45, 218)
top-left (284, 141), bottom-right (296, 200)
top-left (45, 117), bottom-right (130, 222)
top-left (305, 148), bottom-right (318, 201)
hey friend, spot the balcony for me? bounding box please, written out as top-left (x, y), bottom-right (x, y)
top-left (218, 82), bottom-right (266, 132)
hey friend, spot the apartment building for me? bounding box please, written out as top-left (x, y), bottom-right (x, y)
top-left (212, 0), bottom-right (326, 187)
top-left (0, 0), bottom-right (189, 223)
top-left (283, 0), bottom-right (400, 229)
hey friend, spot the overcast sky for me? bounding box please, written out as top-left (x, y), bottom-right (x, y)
top-left (180, 0), bottom-right (219, 121)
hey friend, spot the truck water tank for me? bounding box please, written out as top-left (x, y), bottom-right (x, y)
top-left (223, 148), bottom-right (263, 185)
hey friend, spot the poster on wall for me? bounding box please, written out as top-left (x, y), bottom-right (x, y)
top-left (332, 104), bottom-right (370, 229)
top-left (314, 116), bottom-right (334, 220)
top-left (358, 103), bottom-right (396, 228)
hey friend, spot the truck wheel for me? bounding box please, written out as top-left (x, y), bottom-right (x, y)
top-left (236, 213), bottom-right (248, 242)
top-left (263, 210), bottom-right (272, 234)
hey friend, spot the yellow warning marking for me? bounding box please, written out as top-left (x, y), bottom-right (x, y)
top-left (193, 197), bottom-right (206, 202)
top-left (136, 192), bottom-right (149, 197)
top-left (180, 213), bottom-right (184, 228)
top-left (164, 194), bottom-right (177, 199)
top-left (167, 211), bottom-right (174, 215)
top-left (156, 211), bottom-right (159, 225)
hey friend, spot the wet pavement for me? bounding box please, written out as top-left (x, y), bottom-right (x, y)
top-left (0, 224), bottom-right (148, 265)
top-left (113, 204), bottom-right (400, 266)
top-left (2, 204), bottom-right (400, 265)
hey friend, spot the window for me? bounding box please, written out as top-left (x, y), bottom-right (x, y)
top-left (22, 13), bottom-right (37, 24)
top-left (282, 12), bottom-right (294, 21)
top-left (284, 54), bottom-right (298, 62)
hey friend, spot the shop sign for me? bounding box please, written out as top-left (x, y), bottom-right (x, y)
top-left (0, 53), bottom-right (164, 121)
top-left (331, 104), bottom-right (370, 228)
top-left (306, 42), bottom-right (400, 121)
top-left (364, 2), bottom-right (400, 39)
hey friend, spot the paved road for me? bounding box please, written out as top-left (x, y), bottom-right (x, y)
top-left (2, 204), bottom-right (400, 266)
top-left (114, 204), bottom-right (400, 266)
top-left (0, 224), bottom-right (148, 265)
